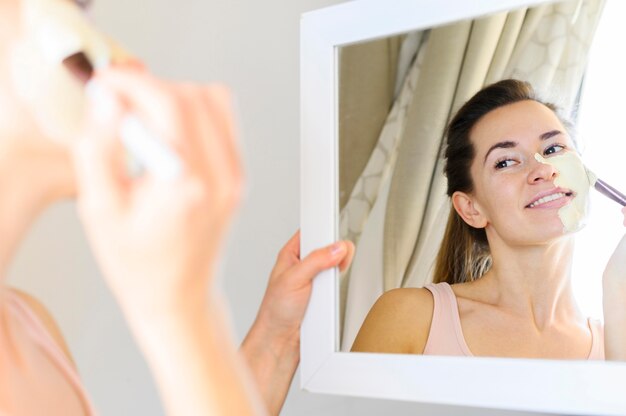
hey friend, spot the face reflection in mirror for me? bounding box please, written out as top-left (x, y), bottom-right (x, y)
top-left (469, 100), bottom-right (583, 247)
top-left (338, 0), bottom-right (611, 359)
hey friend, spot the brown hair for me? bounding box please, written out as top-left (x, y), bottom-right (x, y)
top-left (433, 79), bottom-right (569, 284)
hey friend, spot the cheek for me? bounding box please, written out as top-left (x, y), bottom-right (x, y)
top-left (0, 60), bottom-right (43, 143)
top-left (475, 170), bottom-right (522, 214)
top-left (8, 0), bottom-right (135, 145)
top-left (10, 41), bottom-right (86, 144)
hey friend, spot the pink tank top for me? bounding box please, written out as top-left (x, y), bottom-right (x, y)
top-left (423, 282), bottom-right (605, 360)
top-left (0, 288), bottom-right (96, 415)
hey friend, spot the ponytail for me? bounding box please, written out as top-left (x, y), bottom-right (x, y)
top-left (433, 208), bottom-right (491, 284)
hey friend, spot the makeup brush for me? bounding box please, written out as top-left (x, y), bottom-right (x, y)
top-left (594, 178), bottom-right (626, 206)
top-left (63, 52), bottom-right (182, 180)
top-left (585, 167), bottom-right (626, 206)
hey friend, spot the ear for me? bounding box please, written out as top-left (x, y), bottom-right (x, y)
top-left (451, 191), bottom-right (488, 229)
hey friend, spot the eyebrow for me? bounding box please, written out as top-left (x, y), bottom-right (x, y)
top-left (482, 129), bottom-right (563, 165)
top-left (73, 0), bottom-right (92, 10)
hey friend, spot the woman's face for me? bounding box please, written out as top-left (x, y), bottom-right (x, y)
top-left (0, 0), bottom-right (129, 146)
top-left (464, 99), bottom-right (589, 246)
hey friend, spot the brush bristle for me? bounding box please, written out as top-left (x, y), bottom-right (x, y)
top-left (584, 165), bottom-right (598, 186)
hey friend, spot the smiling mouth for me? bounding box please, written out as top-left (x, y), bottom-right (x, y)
top-left (526, 191), bottom-right (574, 208)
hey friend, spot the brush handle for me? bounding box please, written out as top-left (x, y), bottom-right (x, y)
top-left (84, 80), bottom-right (183, 181)
top-left (120, 115), bottom-right (182, 181)
top-left (595, 178), bottom-right (626, 207)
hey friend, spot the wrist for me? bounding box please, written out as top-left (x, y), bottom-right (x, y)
top-left (118, 296), bottom-right (268, 416)
top-left (118, 279), bottom-right (211, 326)
top-left (242, 328), bottom-right (299, 374)
top-left (243, 310), bottom-right (300, 362)
top-left (240, 315), bottom-right (299, 416)
top-left (123, 289), bottom-right (218, 340)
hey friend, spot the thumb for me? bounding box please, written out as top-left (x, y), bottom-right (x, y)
top-left (292, 241), bottom-right (351, 286)
top-left (74, 80), bottom-right (127, 214)
top-left (338, 240), bottom-right (355, 272)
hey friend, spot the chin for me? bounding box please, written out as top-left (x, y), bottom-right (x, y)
top-left (539, 222), bottom-right (585, 245)
top-left (562, 219), bottom-right (588, 235)
top-left (507, 220), bottom-right (578, 246)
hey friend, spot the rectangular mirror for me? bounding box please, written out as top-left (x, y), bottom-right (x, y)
top-left (300, 0), bottom-right (626, 414)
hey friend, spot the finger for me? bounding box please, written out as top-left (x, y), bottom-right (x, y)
top-left (201, 85), bottom-right (243, 186)
top-left (272, 231), bottom-right (302, 276)
top-left (73, 81), bottom-right (128, 214)
top-left (338, 240), bottom-right (355, 272)
top-left (90, 67), bottom-right (187, 154)
top-left (167, 84), bottom-right (213, 176)
top-left (179, 84), bottom-right (242, 207)
top-left (288, 241), bottom-right (348, 287)
top-left (622, 206), bottom-right (626, 227)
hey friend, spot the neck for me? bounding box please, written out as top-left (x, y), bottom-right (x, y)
top-left (477, 235), bottom-right (583, 329)
top-left (0, 146), bottom-right (74, 274)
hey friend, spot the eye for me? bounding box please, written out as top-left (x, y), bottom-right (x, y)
top-left (543, 143), bottom-right (565, 156)
top-left (494, 158), bottom-right (517, 170)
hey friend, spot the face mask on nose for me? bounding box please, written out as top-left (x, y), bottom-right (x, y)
top-left (534, 152), bottom-right (594, 233)
top-left (9, 0), bottom-right (130, 142)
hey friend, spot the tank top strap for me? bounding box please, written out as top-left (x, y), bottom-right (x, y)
top-left (5, 289), bottom-right (97, 415)
top-left (423, 282), bottom-right (473, 356)
top-left (587, 318), bottom-right (605, 360)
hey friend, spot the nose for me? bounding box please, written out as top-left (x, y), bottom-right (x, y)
top-left (528, 156), bottom-right (558, 183)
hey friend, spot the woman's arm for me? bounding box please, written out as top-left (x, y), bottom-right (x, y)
top-left (127, 295), bottom-right (265, 416)
top-left (240, 232), bottom-right (354, 415)
top-left (602, 207), bottom-right (626, 360)
top-left (74, 67), bottom-right (265, 415)
top-left (351, 287), bottom-right (433, 354)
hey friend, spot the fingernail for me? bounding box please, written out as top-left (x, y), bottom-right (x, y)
top-left (330, 242), bottom-right (346, 256)
top-left (85, 80), bottom-right (118, 124)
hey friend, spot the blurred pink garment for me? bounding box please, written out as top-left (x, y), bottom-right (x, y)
top-left (423, 282), bottom-right (605, 360)
top-left (0, 288), bottom-right (96, 415)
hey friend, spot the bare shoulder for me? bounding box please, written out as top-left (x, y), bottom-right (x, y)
top-left (9, 288), bottom-right (76, 367)
top-left (351, 287), bottom-right (434, 354)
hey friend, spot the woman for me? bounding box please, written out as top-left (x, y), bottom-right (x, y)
top-left (352, 79), bottom-right (626, 360)
top-left (0, 0), bottom-right (353, 414)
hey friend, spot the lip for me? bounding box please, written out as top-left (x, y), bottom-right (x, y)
top-left (525, 187), bottom-right (575, 209)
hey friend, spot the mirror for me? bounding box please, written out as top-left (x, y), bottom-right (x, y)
top-left (301, 0), bottom-right (626, 414)
top-left (337, 0), bottom-right (621, 354)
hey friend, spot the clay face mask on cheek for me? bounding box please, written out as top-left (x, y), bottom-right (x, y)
top-left (9, 0), bottom-right (128, 142)
top-left (534, 152), bottom-right (594, 233)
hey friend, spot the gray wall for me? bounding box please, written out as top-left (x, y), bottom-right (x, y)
top-left (8, 1), bottom-right (552, 415)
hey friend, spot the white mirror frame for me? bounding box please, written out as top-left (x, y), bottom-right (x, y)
top-left (300, 0), bottom-right (626, 414)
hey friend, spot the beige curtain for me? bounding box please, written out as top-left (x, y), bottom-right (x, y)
top-left (338, 37), bottom-right (403, 211)
top-left (337, 33), bottom-right (427, 324)
top-left (339, 0), bottom-right (606, 351)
